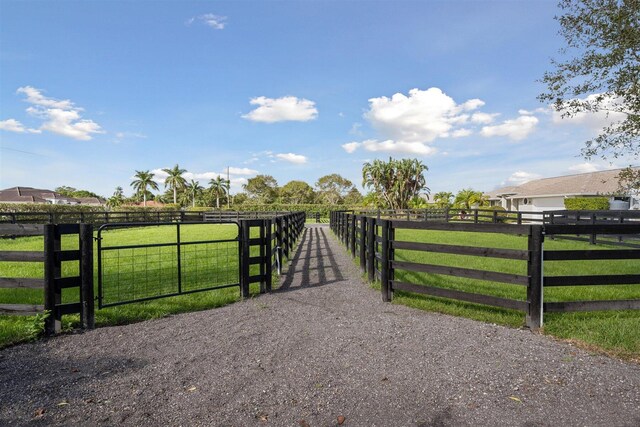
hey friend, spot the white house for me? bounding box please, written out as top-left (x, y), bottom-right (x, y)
top-left (0, 187), bottom-right (104, 206)
top-left (486, 168), bottom-right (640, 214)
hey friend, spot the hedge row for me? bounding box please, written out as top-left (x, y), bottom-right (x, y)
top-left (563, 197), bottom-right (610, 210)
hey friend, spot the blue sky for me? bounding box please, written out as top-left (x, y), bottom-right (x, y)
top-left (0, 0), bottom-right (634, 198)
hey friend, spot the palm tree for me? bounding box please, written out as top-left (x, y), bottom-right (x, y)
top-left (162, 164), bottom-right (187, 204)
top-left (130, 170), bottom-right (159, 207)
top-left (186, 179), bottom-right (204, 207)
top-left (433, 191), bottom-right (454, 208)
top-left (106, 186), bottom-right (125, 209)
top-left (208, 176), bottom-right (228, 209)
top-left (454, 188), bottom-right (486, 210)
top-left (362, 157), bottom-right (429, 209)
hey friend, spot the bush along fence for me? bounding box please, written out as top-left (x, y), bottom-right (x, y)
top-left (330, 210), bottom-right (640, 328)
top-left (0, 212), bottom-right (305, 336)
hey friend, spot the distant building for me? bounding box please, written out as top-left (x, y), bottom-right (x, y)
top-left (0, 187), bottom-right (105, 206)
top-left (486, 168), bottom-right (639, 213)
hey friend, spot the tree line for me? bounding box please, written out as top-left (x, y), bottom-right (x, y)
top-left (95, 158), bottom-right (491, 211)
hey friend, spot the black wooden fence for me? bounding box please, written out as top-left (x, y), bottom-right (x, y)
top-left (1, 211), bottom-right (305, 336)
top-left (331, 210), bottom-right (640, 328)
top-left (0, 223), bottom-right (94, 335)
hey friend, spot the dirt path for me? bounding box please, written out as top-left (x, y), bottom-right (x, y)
top-left (1, 224), bottom-right (639, 426)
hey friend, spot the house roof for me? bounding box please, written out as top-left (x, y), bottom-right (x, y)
top-left (486, 168), bottom-right (636, 200)
top-left (0, 187), bottom-right (104, 205)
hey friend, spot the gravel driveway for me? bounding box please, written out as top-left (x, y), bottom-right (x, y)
top-left (1, 224), bottom-right (639, 426)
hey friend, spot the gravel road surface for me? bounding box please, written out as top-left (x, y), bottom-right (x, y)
top-left (1, 224), bottom-right (639, 426)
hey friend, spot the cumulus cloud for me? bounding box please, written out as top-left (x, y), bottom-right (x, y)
top-left (275, 153), bottom-right (308, 164)
top-left (344, 86), bottom-right (544, 155)
top-left (13, 86), bottom-right (104, 141)
top-left (242, 96), bottom-right (318, 123)
top-left (480, 115), bottom-right (538, 141)
top-left (0, 118), bottom-right (40, 134)
top-left (503, 171), bottom-right (541, 186)
top-left (342, 139), bottom-right (436, 155)
top-left (365, 87), bottom-right (483, 144)
top-left (187, 13), bottom-right (227, 29)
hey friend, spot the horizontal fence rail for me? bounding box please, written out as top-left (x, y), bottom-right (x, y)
top-left (1, 211), bottom-right (306, 337)
top-left (0, 223), bottom-right (94, 335)
top-left (331, 210), bottom-right (640, 328)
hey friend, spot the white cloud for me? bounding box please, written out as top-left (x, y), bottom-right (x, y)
top-left (17, 86), bottom-right (74, 109)
top-left (14, 86), bottom-right (104, 141)
top-left (365, 87), bottom-right (484, 144)
top-left (480, 115), bottom-right (538, 141)
top-left (242, 96), bottom-right (318, 123)
top-left (568, 162), bottom-right (602, 174)
top-left (342, 142), bottom-right (361, 153)
top-left (275, 153), bottom-right (308, 164)
top-left (0, 118), bottom-right (40, 134)
top-left (471, 112), bottom-right (499, 124)
top-left (503, 171), bottom-right (541, 186)
top-left (551, 93), bottom-right (628, 131)
top-left (342, 139), bottom-right (436, 155)
top-left (451, 128), bottom-right (472, 138)
top-left (187, 13), bottom-right (227, 30)
top-left (224, 167), bottom-right (259, 175)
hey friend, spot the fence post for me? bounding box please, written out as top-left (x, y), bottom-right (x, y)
top-left (79, 224), bottom-right (95, 330)
top-left (619, 214), bottom-right (624, 242)
top-left (43, 224), bottom-right (61, 335)
top-left (526, 225), bottom-right (543, 329)
top-left (367, 217), bottom-right (376, 282)
top-left (380, 219), bottom-right (392, 302)
top-left (239, 220), bottom-right (250, 299)
top-left (590, 213), bottom-right (597, 245)
top-left (276, 217), bottom-right (283, 272)
top-left (265, 219), bottom-right (272, 291)
top-left (474, 209), bottom-right (479, 223)
top-left (350, 214), bottom-right (356, 258)
top-left (359, 216), bottom-right (366, 272)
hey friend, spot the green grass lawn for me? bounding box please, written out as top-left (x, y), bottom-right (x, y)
top-left (376, 229), bottom-right (639, 361)
top-left (0, 223), bottom-right (274, 348)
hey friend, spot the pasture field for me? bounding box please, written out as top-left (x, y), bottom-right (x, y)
top-left (384, 229), bottom-right (640, 360)
top-left (0, 224), bottom-right (267, 348)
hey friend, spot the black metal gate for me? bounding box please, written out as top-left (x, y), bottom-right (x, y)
top-left (97, 221), bottom-right (240, 308)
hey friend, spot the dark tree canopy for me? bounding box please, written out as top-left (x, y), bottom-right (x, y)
top-left (539, 0), bottom-right (640, 159)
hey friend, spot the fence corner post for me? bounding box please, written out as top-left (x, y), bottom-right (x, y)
top-left (526, 225), bottom-right (543, 329)
top-left (80, 223), bottom-right (95, 330)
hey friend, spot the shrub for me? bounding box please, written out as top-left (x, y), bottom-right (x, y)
top-left (564, 197), bottom-right (610, 210)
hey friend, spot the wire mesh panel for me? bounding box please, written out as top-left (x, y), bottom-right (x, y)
top-left (98, 222), bottom-right (239, 308)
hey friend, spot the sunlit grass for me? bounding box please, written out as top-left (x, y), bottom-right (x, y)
top-left (0, 223), bottom-right (275, 348)
top-left (356, 228), bottom-right (640, 360)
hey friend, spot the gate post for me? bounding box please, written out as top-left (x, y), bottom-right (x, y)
top-left (80, 224), bottom-right (95, 329)
top-left (43, 224), bottom-right (61, 335)
top-left (526, 225), bottom-right (543, 329)
top-left (239, 220), bottom-right (251, 299)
